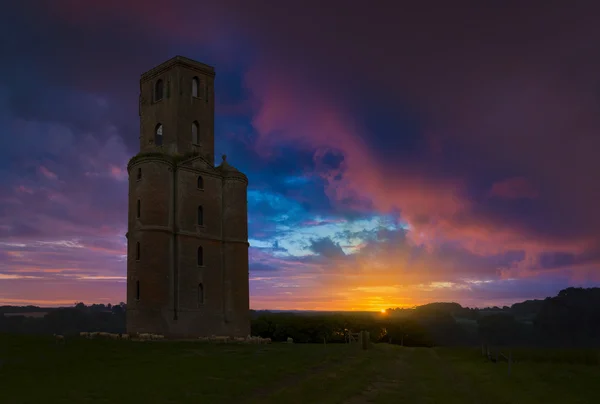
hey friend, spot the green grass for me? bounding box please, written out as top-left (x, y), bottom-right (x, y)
top-left (370, 347), bottom-right (599, 404)
top-left (0, 334), bottom-right (597, 404)
top-left (508, 347), bottom-right (600, 365)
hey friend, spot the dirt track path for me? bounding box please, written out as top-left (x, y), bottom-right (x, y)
top-left (244, 349), bottom-right (363, 404)
top-left (343, 346), bottom-right (486, 404)
top-left (343, 345), bottom-right (414, 404)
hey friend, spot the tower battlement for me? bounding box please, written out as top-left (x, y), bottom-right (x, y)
top-left (140, 56), bottom-right (215, 81)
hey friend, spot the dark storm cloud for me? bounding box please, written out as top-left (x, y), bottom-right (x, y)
top-left (309, 237), bottom-right (346, 259)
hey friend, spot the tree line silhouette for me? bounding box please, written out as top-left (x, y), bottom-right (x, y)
top-left (1, 287), bottom-right (599, 347)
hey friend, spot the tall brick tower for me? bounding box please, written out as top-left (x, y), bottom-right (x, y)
top-left (125, 56), bottom-right (250, 338)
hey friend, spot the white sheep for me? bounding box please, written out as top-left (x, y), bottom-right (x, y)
top-left (79, 332), bottom-right (90, 338)
top-left (213, 335), bottom-right (230, 343)
top-left (53, 334), bottom-right (65, 344)
top-left (287, 337), bottom-right (294, 343)
top-left (245, 336), bottom-right (258, 344)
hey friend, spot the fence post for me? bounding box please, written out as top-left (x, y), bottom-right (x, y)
top-left (508, 349), bottom-right (512, 376)
top-left (495, 349), bottom-right (499, 363)
top-left (359, 331), bottom-right (369, 350)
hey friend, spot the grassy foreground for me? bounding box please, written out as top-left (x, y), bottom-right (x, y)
top-left (0, 334), bottom-right (597, 403)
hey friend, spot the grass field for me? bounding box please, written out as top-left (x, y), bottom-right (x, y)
top-left (0, 334), bottom-right (597, 403)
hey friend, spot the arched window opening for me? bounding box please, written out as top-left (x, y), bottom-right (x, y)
top-left (137, 168), bottom-right (142, 180)
top-left (197, 246), bottom-right (204, 266)
top-left (154, 79), bottom-right (163, 101)
top-left (136, 199), bottom-right (141, 218)
top-left (197, 175), bottom-right (204, 190)
top-left (136, 280), bottom-right (140, 300)
top-left (136, 242), bottom-right (140, 261)
top-left (155, 123), bottom-right (163, 146)
top-left (198, 283), bottom-right (204, 306)
top-left (197, 205), bottom-right (204, 226)
top-left (192, 77), bottom-right (199, 97)
top-left (192, 121), bottom-right (199, 144)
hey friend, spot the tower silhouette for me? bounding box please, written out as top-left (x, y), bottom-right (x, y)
top-left (126, 56), bottom-right (250, 338)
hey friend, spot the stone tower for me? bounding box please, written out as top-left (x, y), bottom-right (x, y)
top-left (125, 56), bottom-right (250, 338)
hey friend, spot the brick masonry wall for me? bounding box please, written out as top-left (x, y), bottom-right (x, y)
top-left (127, 158), bottom-right (250, 338)
top-left (127, 57), bottom-right (249, 338)
top-left (126, 159), bottom-right (174, 335)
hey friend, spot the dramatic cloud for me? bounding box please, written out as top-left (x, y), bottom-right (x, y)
top-left (1, 0), bottom-right (599, 309)
top-left (309, 237), bottom-right (346, 259)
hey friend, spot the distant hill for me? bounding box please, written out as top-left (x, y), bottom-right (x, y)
top-left (0, 305), bottom-right (57, 314)
top-left (252, 310), bottom-right (375, 315)
top-left (2, 287), bottom-right (600, 347)
top-left (2, 288), bottom-right (597, 322)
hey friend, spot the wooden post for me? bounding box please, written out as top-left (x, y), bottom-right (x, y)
top-left (361, 331), bottom-right (369, 350)
top-left (481, 343), bottom-right (484, 356)
top-left (495, 349), bottom-right (499, 363)
top-left (508, 349), bottom-right (512, 376)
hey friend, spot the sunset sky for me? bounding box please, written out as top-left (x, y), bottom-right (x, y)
top-left (1, 1), bottom-right (599, 311)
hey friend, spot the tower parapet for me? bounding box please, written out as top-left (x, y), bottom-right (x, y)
top-left (138, 56), bottom-right (215, 161)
